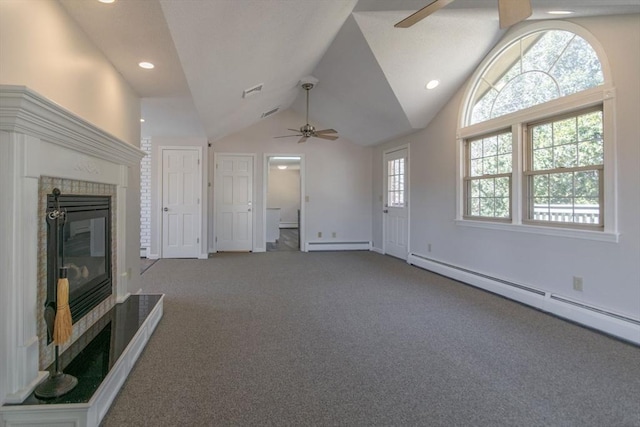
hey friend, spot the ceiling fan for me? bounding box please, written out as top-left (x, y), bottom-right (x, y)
top-left (395, 0), bottom-right (532, 29)
top-left (275, 82), bottom-right (339, 144)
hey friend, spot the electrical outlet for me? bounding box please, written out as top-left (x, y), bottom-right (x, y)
top-left (573, 276), bottom-right (583, 291)
top-left (332, 232), bottom-right (336, 238)
top-left (317, 232), bottom-right (322, 238)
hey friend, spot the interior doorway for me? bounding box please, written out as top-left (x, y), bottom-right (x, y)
top-left (264, 155), bottom-right (304, 252)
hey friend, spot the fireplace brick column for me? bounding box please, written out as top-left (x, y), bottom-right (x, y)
top-left (0, 85), bottom-right (144, 404)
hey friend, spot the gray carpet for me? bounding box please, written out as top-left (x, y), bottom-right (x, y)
top-left (140, 258), bottom-right (158, 274)
top-left (103, 251), bottom-right (640, 426)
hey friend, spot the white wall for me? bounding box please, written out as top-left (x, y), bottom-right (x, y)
top-left (0, 0), bottom-right (142, 404)
top-left (211, 109), bottom-right (372, 251)
top-left (373, 15), bottom-right (640, 322)
top-left (149, 136), bottom-right (209, 258)
top-left (268, 168), bottom-right (301, 227)
top-left (0, 0), bottom-right (142, 291)
top-left (0, 0), bottom-right (140, 145)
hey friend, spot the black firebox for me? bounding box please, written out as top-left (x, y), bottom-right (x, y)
top-left (46, 193), bottom-right (112, 323)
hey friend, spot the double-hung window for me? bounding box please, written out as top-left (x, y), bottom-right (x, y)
top-left (526, 108), bottom-right (604, 227)
top-left (464, 131), bottom-right (512, 220)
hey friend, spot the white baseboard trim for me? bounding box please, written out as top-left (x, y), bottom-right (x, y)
top-left (408, 253), bottom-right (640, 345)
top-left (279, 222), bottom-right (298, 229)
top-left (370, 247), bottom-right (384, 255)
top-left (139, 248), bottom-right (146, 257)
top-left (147, 253), bottom-right (160, 260)
top-left (306, 241), bottom-right (371, 251)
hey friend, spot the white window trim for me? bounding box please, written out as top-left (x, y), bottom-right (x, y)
top-left (455, 21), bottom-right (618, 242)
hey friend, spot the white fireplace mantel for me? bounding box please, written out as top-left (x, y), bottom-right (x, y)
top-left (0, 85), bottom-right (145, 405)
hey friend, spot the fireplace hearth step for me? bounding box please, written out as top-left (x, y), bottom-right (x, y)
top-left (0, 294), bottom-right (164, 427)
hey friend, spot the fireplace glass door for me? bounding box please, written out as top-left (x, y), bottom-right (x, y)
top-left (47, 194), bottom-right (112, 323)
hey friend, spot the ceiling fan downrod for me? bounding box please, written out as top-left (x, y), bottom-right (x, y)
top-left (302, 82), bottom-right (314, 135)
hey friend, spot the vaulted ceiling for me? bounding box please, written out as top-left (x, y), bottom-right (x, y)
top-left (59, 0), bottom-right (640, 146)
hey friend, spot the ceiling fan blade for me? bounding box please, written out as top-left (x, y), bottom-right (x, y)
top-left (274, 134), bottom-right (302, 139)
top-left (394, 0), bottom-right (455, 28)
top-left (498, 0), bottom-right (532, 29)
top-left (287, 128), bottom-right (301, 133)
top-left (315, 128), bottom-right (338, 134)
top-left (314, 134), bottom-right (339, 141)
top-left (298, 136), bottom-right (308, 144)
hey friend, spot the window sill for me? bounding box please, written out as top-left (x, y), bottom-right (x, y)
top-left (455, 219), bottom-right (619, 243)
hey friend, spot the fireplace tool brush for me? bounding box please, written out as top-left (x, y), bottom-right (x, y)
top-left (35, 188), bottom-right (77, 399)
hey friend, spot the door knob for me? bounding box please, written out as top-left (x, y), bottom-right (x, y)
top-left (163, 207), bottom-right (168, 212)
top-left (383, 209), bottom-right (388, 213)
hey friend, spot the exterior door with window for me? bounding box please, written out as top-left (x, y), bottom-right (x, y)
top-left (384, 147), bottom-right (409, 260)
top-left (162, 148), bottom-right (201, 258)
top-left (215, 155), bottom-right (253, 252)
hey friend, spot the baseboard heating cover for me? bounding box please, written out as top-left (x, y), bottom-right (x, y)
top-left (408, 253), bottom-right (640, 345)
top-left (306, 241), bottom-right (371, 251)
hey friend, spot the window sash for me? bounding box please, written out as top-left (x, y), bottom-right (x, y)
top-left (524, 166), bottom-right (603, 227)
top-left (524, 107), bottom-right (604, 228)
top-left (464, 131), bottom-right (512, 220)
top-left (463, 174), bottom-right (512, 220)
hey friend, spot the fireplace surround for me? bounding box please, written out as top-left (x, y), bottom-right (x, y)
top-left (0, 85), bottom-right (146, 406)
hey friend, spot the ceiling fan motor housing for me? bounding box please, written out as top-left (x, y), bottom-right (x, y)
top-left (300, 123), bottom-right (315, 135)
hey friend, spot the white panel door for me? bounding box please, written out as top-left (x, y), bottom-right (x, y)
top-left (384, 147), bottom-right (409, 260)
top-left (216, 155), bottom-right (253, 251)
top-left (162, 148), bottom-right (201, 258)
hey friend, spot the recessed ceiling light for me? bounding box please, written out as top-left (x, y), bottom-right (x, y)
top-left (547, 10), bottom-right (574, 15)
top-left (425, 80), bottom-right (440, 90)
top-left (138, 62), bottom-right (155, 69)
top-left (277, 165), bottom-right (287, 170)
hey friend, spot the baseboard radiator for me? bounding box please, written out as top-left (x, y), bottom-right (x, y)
top-left (306, 241), bottom-right (371, 252)
top-left (408, 253), bottom-right (640, 345)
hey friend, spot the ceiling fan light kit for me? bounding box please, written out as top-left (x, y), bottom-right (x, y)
top-left (274, 80), bottom-right (339, 144)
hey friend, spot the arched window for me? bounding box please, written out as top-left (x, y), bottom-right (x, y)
top-left (468, 30), bottom-right (604, 125)
top-left (457, 22), bottom-right (616, 240)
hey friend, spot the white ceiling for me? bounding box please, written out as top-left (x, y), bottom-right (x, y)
top-left (59, 0), bottom-right (640, 146)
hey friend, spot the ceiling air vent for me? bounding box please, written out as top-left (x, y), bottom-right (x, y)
top-left (242, 83), bottom-right (263, 98)
top-left (261, 107), bottom-right (279, 119)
